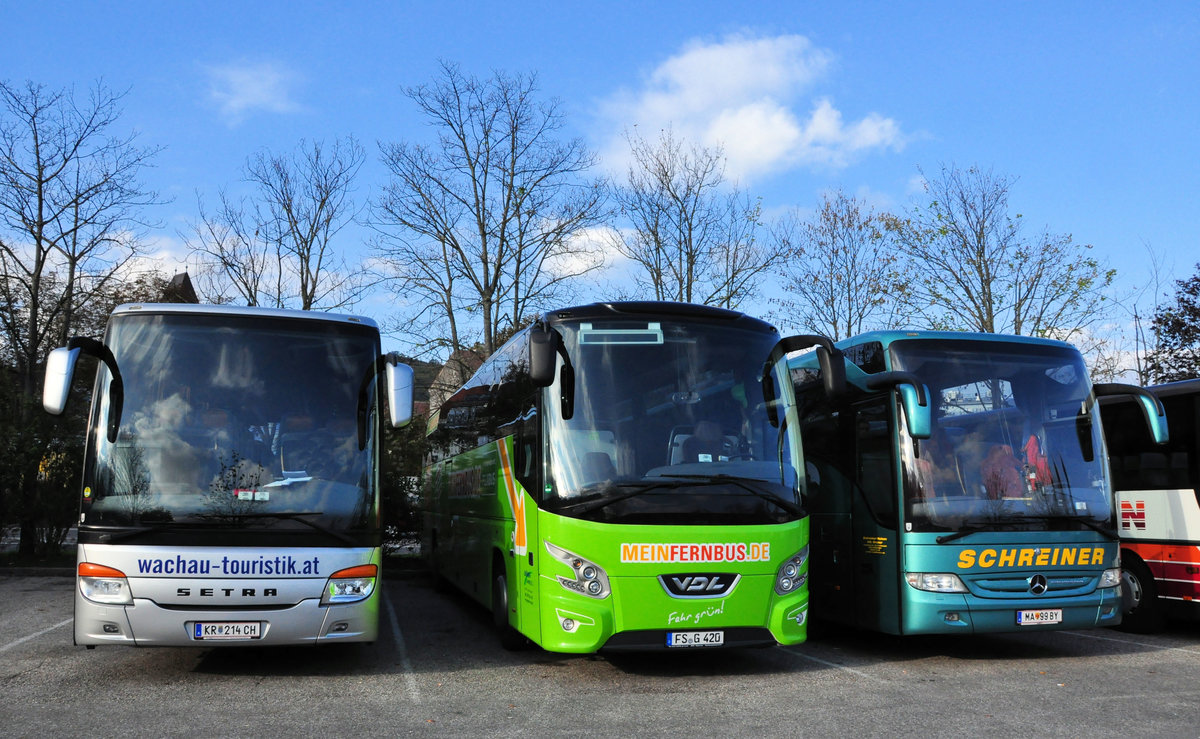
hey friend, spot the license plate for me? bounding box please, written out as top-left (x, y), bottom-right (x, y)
top-left (193, 621), bottom-right (262, 640)
top-left (1016, 609), bottom-right (1062, 625)
top-left (666, 630), bottom-right (724, 647)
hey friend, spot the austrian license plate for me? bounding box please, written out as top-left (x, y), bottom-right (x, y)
top-left (193, 621), bottom-right (262, 640)
top-left (1016, 609), bottom-right (1062, 626)
top-left (666, 630), bottom-right (724, 647)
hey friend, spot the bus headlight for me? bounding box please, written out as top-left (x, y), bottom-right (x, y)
top-left (79, 562), bottom-right (133, 605)
top-left (545, 541), bottom-right (610, 599)
top-left (1098, 568), bottom-right (1122, 589)
top-left (321, 564), bottom-right (377, 605)
top-left (905, 572), bottom-right (968, 593)
top-left (774, 546), bottom-right (809, 595)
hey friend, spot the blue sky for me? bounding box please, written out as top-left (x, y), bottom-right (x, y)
top-left (4, 2), bottom-right (1198, 360)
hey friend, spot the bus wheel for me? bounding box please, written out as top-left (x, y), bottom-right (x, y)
top-left (1119, 555), bottom-right (1165, 634)
top-left (492, 560), bottom-right (527, 651)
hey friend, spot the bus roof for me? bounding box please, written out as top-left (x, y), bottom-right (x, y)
top-left (543, 301), bottom-right (775, 334)
top-left (1100, 377), bottom-right (1200, 404)
top-left (1143, 377), bottom-right (1200, 396)
top-left (110, 303), bottom-right (379, 329)
top-left (833, 329), bottom-right (1077, 352)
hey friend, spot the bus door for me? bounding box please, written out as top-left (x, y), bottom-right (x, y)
top-left (851, 399), bottom-right (902, 634)
top-left (509, 407), bottom-right (542, 640)
top-left (804, 407), bottom-right (856, 622)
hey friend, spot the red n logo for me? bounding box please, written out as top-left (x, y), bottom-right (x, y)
top-left (1120, 500), bottom-right (1146, 530)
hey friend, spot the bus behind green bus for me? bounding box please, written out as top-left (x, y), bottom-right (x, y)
top-left (791, 330), bottom-right (1166, 635)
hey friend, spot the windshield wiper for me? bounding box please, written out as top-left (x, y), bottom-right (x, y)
top-left (663, 474), bottom-right (805, 517)
top-left (547, 480), bottom-right (692, 515)
top-left (94, 523), bottom-right (179, 543)
top-left (1019, 514), bottom-right (1119, 541)
top-left (935, 521), bottom-right (997, 545)
top-left (213, 512), bottom-right (360, 546)
top-left (935, 513), bottom-right (1118, 544)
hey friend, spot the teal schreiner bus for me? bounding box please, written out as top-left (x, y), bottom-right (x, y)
top-left (790, 330), bottom-right (1167, 635)
top-left (420, 302), bottom-right (844, 652)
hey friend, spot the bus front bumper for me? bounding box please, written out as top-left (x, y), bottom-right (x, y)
top-left (901, 586), bottom-right (1123, 635)
top-left (534, 575), bottom-right (808, 652)
top-left (74, 590), bottom-right (379, 646)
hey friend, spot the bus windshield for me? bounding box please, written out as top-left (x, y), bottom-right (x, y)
top-left (892, 339), bottom-right (1112, 534)
top-left (80, 313), bottom-right (381, 540)
top-left (543, 319), bottom-right (804, 525)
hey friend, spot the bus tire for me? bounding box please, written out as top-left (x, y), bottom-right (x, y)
top-left (1119, 554), bottom-right (1165, 634)
top-left (492, 557), bottom-right (527, 651)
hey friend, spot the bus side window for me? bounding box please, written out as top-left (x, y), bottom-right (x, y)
top-left (514, 404), bottom-right (540, 496)
top-left (796, 386), bottom-right (847, 516)
top-left (1104, 391), bottom-right (1197, 492)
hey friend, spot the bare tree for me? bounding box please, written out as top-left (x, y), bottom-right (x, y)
top-left (887, 164), bottom-right (1113, 338)
top-left (771, 190), bottom-right (903, 340)
top-left (188, 136), bottom-right (369, 310)
top-left (374, 62), bottom-right (607, 357)
top-left (610, 127), bottom-right (778, 309)
top-left (0, 79), bottom-right (161, 555)
top-left (249, 137), bottom-right (368, 310)
top-left (1098, 242), bottom-right (1175, 383)
top-left (184, 190), bottom-right (276, 306)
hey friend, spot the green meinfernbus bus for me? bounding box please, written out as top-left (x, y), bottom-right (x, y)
top-left (421, 302), bottom-right (842, 652)
top-left (790, 331), bottom-right (1167, 635)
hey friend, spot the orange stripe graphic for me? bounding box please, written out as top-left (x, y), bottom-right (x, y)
top-left (497, 440), bottom-right (526, 556)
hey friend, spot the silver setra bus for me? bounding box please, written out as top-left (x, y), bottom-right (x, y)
top-left (43, 303), bottom-right (413, 647)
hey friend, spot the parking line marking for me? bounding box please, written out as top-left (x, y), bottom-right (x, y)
top-left (1062, 630), bottom-right (1200, 655)
top-left (781, 646), bottom-right (888, 682)
top-left (0, 618), bottom-right (72, 654)
top-left (384, 589), bottom-right (421, 704)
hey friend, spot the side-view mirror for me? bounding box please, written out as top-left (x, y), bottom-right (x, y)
top-left (529, 324), bottom-right (558, 387)
top-left (529, 323), bottom-right (575, 419)
top-left (764, 334), bottom-right (846, 428)
top-left (47, 337), bottom-right (124, 442)
top-left (1094, 383), bottom-right (1169, 445)
top-left (43, 346), bottom-right (81, 415)
top-left (865, 371), bottom-right (932, 439)
top-left (815, 344), bottom-right (847, 400)
top-left (386, 358), bottom-right (415, 428)
top-left (359, 353), bottom-right (415, 448)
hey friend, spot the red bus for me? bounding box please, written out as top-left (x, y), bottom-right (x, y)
top-left (1102, 379), bottom-right (1200, 632)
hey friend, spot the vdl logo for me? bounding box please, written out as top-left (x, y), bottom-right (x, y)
top-left (1120, 500), bottom-right (1147, 531)
top-left (659, 573), bottom-right (740, 599)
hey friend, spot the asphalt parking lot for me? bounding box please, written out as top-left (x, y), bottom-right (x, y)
top-left (2, 572), bottom-right (1197, 737)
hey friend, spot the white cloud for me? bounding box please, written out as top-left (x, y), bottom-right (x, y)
top-left (204, 60), bottom-right (303, 126)
top-left (905, 173), bottom-right (928, 196)
top-left (119, 233), bottom-right (194, 279)
top-left (793, 99), bottom-right (905, 169)
top-left (542, 225), bottom-right (630, 300)
top-left (597, 34), bottom-right (905, 183)
top-left (707, 101), bottom-right (803, 179)
top-left (849, 184), bottom-right (897, 212)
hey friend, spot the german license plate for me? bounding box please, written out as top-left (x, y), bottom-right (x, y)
top-left (1016, 609), bottom-right (1062, 626)
top-left (666, 630), bottom-right (724, 647)
top-left (193, 621), bottom-right (262, 640)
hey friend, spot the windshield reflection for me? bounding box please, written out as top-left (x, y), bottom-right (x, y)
top-left (543, 319), bottom-right (804, 524)
top-left (82, 313), bottom-right (381, 533)
top-left (894, 340), bottom-right (1112, 533)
